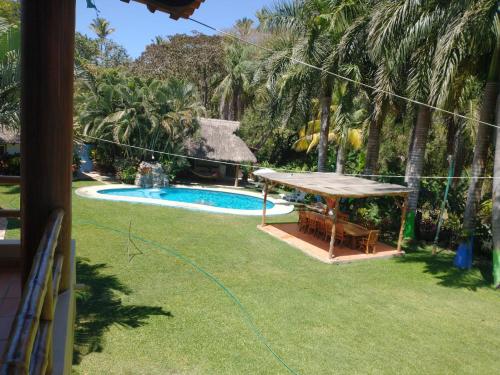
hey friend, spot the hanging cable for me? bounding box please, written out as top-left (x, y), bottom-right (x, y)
top-left (76, 134), bottom-right (498, 180)
top-left (188, 17), bottom-right (500, 132)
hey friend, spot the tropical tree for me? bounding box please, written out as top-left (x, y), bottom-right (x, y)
top-left (259, 0), bottom-right (366, 172)
top-left (368, 0), bottom-right (461, 236)
top-left (76, 70), bottom-right (204, 159)
top-left (431, 1), bottom-right (499, 236)
top-left (0, 16), bottom-right (20, 129)
top-left (135, 34), bottom-right (225, 115)
top-left (214, 40), bottom-right (255, 121)
top-left (90, 17), bottom-right (115, 41)
top-left (424, 0), bottom-right (498, 284)
top-left (493, 108), bottom-right (500, 288)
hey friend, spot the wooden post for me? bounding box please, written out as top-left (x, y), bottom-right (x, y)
top-left (21, 0), bottom-right (76, 290)
top-left (234, 165), bottom-right (240, 187)
top-left (261, 182), bottom-right (268, 226)
top-left (397, 194), bottom-right (409, 252)
top-left (328, 198), bottom-right (340, 259)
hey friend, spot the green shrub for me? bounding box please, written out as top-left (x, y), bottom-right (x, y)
top-left (115, 159), bottom-right (138, 184)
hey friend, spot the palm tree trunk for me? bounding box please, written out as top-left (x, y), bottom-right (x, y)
top-left (452, 128), bottom-right (465, 185)
top-left (405, 115), bottom-right (417, 183)
top-left (445, 116), bottom-right (457, 160)
top-left (463, 39), bottom-right (500, 234)
top-left (317, 89), bottom-right (332, 172)
top-left (336, 140), bottom-right (345, 174)
top-left (493, 94), bottom-right (500, 288)
top-left (463, 90), bottom-right (497, 232)
top-left (405, 105), bottom-right (432, 238)
top-left (364, 115), bottom-right (383, 178)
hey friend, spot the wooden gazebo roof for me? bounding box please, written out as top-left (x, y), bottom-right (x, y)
top-left (125, 0), bottom-right (205, 20)
top-left (254, 171), bottom-right (412, 198)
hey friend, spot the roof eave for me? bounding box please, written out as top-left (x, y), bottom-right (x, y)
top-left (124, 0), bottom-right (205, 20)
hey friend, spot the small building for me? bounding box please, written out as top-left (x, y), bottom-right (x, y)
top-left (0, 128), bottom-right (20, 155)
top-left (185, 118), bottom-right (257, 186)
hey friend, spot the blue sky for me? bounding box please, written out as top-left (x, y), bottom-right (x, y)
top-left (76, 0), bottom-right (274, 58)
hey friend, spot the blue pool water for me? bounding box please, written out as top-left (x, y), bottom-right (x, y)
top-left (98, 187), bottom-right (274, 211)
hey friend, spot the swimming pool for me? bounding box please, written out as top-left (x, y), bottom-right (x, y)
top-left (76, 185), bottom-right (293, 216)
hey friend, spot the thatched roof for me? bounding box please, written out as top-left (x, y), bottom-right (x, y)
top-left (0, 128), bottom-right (20, 144)
top-left (254, 171), bottom-right (412, 198)
top-left (185, 118), bottom-right (257, 163)
top-left (126, 0), bottom-right (205, 20)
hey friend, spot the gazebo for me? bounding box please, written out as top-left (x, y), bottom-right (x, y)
top-left (185, 118), bottom-right (257, 186)
top-left (254, 171), bottom-right (412, 260)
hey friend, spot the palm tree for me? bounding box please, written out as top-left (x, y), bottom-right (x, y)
top-left (260, 0), bottom-right (365, 172)
top-left (493, 111), bottom-right (500, 288)
top-left (430, 0), bottom-right (499, 236)
top-left (214, 41), bottom-right (254, 121)
top-left (77, 70), bottom-right (203, 160)
top-left (425, 0), bottom-right (498, 283)
top-left (368, 0), bottom-right (459, 237)
top-left (90, 17), bottom-right (115, 41)
top-left (293, 91), bottom-right (364, 167)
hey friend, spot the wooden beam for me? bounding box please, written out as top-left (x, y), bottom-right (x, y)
top-left (328, 198), bottom-right (340, 259)
top-left (397, 194), bottom-right (409, 252)
top-left (0, 209), bottom-right (21, 218)
top-left (261, 182), bottom-right (268, 226)
top-left (0, 175), bottom-right (21, 185)
top-left (21, 0), bottom-right (75, 290)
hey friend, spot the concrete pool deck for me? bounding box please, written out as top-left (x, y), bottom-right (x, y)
top-left (76, 184), bottom-right (294, 216)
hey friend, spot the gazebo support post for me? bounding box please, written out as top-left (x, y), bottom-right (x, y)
top-left (328, 198), bottom-right (340, 259)
top-left (397, 194), bottom-right (409, 252)
top-left (234, 165), bottom-right (240, 187)
top-left (261, 182), bottom-right (268, 226)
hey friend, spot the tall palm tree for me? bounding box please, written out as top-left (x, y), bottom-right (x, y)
top-left (430, 0), bottom-right (499, 236)
top-left (368, 0), bottom-right (455, 237)
top-left (427, 0), bottom-right (498, 283)
top-left (260, 0), bottom-right (365, 172)
top-left (493, 106), bottom-right (500, 288)
top-left (90, 17), bottom-right (115, 41)
top-left (214, 41), bottom-right (254, 121)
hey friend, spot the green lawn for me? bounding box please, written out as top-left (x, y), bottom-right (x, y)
top-left (1, 181), bottom-right (499, 374)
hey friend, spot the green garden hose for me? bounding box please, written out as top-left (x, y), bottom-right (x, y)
top-left (75, 219), bottom-right (299, 375)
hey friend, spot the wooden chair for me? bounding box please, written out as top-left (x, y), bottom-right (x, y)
top-left (337, 212), bottom-right (349, 222)
top-left (358, 230), bottom-right (379, 254)
top-left (308, 213), bottom-right (322, 237)
top-left (298, 210), bottom-right (309, 232)
top-left (324, 220), bottom-right (345, 245)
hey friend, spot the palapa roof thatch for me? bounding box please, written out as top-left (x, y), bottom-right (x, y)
top-left (254, 171), bottom-right (412, 198)
top-left (125, 0), bottom-right (205, 20)
top-left (0, 128), bottom-right (20, 144)
top-left (185, 118), bottom-right (257, 164)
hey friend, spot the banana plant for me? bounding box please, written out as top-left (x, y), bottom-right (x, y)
top-left (293, 82), bottom-right (365, 173)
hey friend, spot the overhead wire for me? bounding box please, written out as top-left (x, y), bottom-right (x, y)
top-left (188, 17), bottom-right (500, 132)
top-left (75, 135), bottom-right (498, 180)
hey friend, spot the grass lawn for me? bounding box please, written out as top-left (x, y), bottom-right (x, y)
top-left (1, 181), bottom-right (499, 374)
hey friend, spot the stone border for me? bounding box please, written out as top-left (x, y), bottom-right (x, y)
top-left (75, 184), bottom-right (294, 216)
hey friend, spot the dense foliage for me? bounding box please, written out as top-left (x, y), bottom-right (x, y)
top-left (74, 1), bottom-right (500, 286)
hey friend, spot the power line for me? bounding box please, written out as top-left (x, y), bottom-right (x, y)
top-left (76, 134), bottom-right (499, 180)
top-left (188, 17), bottom-right (500, 132)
